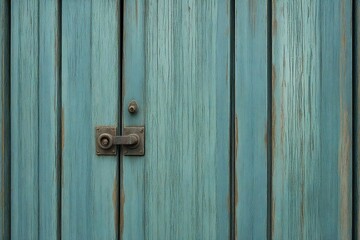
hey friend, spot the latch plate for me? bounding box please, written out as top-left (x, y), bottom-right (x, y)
top-left (96, 126), bottom-right (145, 156)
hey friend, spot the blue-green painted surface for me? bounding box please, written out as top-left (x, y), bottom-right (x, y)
top-left (235, 0), bottom-right (269, 239)
top-left (11, 1), bottom-right (60, 239)
top-left (0, 1), bottom-right (9, 239)
top-left (122, 1), bottom-right (230, 239)
top-left (11, 1), bottom-right (40, 238)
top-left (39, 0), bottom-right (60, 239)
top-left (3, 1), bottom-right (358, 239)
top-left (61, 0), bottom-right (120, 239)
top-left (272, 1), bottom-right (352, 239)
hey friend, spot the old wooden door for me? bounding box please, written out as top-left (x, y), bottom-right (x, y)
top-left (1, 0), bottom-right (360, 239)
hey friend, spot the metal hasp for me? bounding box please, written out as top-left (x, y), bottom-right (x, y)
top-left (96, 126), bottom-right (145, 156)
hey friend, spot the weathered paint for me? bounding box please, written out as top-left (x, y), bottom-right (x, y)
top-left (272, 1), bottom-right (352, 239)
top-left (355, 0), bottom-right (360, 239)
top-left (122, 1), bottom-right (230, 239)
top-left (61, 0), bottom-right (120, 239)
top-left (235, 0), bottom-right (269, 238)
top-left (0, 1), bottom-right (9, 239)
top-left (39, 0), bottom-right (60, 239)
top-left (11, 1), bottom-right (61, 239)
top-left (11, 1), bottom-right (40, 238)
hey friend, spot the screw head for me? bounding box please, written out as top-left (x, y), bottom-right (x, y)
top-left (128, 100), bottom-right (138, 114)
top-left (101, 138), bottom-right (109, 147)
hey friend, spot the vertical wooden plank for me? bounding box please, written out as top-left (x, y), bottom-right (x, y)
top-left (0, 1), bottom-right (10, 239)
top-left (61, 0), bottom-right (120, 239)
top-left (121, 1), bottom-right (145, 239)
top-left (12, 1), bottom-right (61, 238)
top-left (39, 0), bottom-right (60, 239)
top-left (11, 1), bottom-right (39, 238)
top-left (122, 1), bottom-right (230, 239)
top-left (235, 0), bottom-right (269, 239)
top-left (272, 1), bottom-right (352, 239)
top-left (355, 0), bottom-right (360, 238)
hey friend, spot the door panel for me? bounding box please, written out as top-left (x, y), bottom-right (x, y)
top-left (122, 1), bottom-right (231, 239)
top-left (0, 1), bottom-right (10, 239)
top-left (11, 1), bottom-right (40, 238)
top-left (272, 1), bottom-right (352, 239)
top-left (235, 0), bottom-right (269, 238)
top-left (355, 0), bottom-right (360, 238)
top-left (11, 1), bottom-right (60, 238)
top-left (61, 0), bottom-right (120, 239)
top-left (4, 1), bottom-right (359, 239)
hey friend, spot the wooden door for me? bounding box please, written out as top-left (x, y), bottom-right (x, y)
top-left (1, 0), bottom-right (359, 239)
top-left (121, 1), bottom-right (230, 239)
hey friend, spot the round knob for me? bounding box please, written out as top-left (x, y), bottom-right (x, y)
top-left (128, 100), bottom-right (138, 114)
top-left (97, 133), bottom-right (113, 150)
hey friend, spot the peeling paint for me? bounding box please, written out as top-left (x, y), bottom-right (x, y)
top-left (113, 173), bottom-right (119, 235)
top-left (120, 183), bottom-right (125, 238)
top-left (272, 0), bottom-right (277, 35)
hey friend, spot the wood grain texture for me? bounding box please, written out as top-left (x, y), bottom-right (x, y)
top-left (11, 1), bottom-right (40, 238)
top-left (39, 0), bottom-right (60, 239)
top-left (122, 1), bottom-right (145, 239)
top-left (0, 1), bottom-right (10, 239)
top-left (235, 0), bottom-right (269, 238)
top-left (11, 1), bottom-right (61, 238)
top-left (122, 1), bottom-right (230, 239)
top-left (355, 0), bottom-right (360, 239)
top-left (61, 0), bottom-right (120, 239)
top-left (272, 1), bottom-right (352, 239)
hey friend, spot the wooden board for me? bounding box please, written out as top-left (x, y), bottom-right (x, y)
top-left (11, 1), bottom-right (40, 238)
top-left (355, 0), bottom-right (360, 238)
top-left (235, 0), bottom-right (269, 238)
top-left (11, 1), bottom-right (61, 238)
top-left (122, 1), bottom-right (231, 239)
top-left (61, 0), bottom-right (120, 239)
top-left (39, 0), bottom-right (61, 238)
top-left (0, 1), bottom-right (10, 239)
top-left (272, 1), bottom-right (352, 239)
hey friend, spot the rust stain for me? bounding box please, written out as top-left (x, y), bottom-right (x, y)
top-left (271, 196), bottom-right (275, 238)
top-left (264, 124), bottom-right (268, 147)
top-left (272, 0), bottom-right (277, 36)
top-left (234, 170), bottom-right (238, 240)
top-left (271, 63), bottom-right (276, 239)
top-left (338, 110), bottom-right (351, 239)
top-left (113, 173), bottom-right (119, 235)
top-left (235, 114), bottom-right (238, 160)
top-left (61, 108), bottom-right (64, 187)
top-left (61, 108), bottom-right (64, 151)
top-left (249, 0), bottom-right (257, 31)
top-left (120, 175), bottom-right (125, 238)
top-left (226, 0), bottom-right (230, 17)
top-left (1, 102), bottom-right (4, 223)
top-left (271, 65), bottom-right (276, 154)
top-left (338, 0), bottom-right (351, 237)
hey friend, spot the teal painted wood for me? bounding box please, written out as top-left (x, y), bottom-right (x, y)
top-left (122, 1), bottom-right (145, 239)
top-left (0, 1), bottom-right (10, 239)
top-left (272, 1), bottom-right (352, 239)
top-left (11, 1), bottom-right (40, 238)
top-left (355, 0), bottom-right (360, 239)
top-left (39, 0), bottom-right (60, 239)
top-left (12, 2), bottom-right (61, 238)
top-left (61, 0), bottom-right (120, 239)
top-left (122, 1), bottom-right (230, 239)
top-left (235, 0), bottom-right (269, 238)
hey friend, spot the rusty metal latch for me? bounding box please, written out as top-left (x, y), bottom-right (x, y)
top-left (96, 126), bottom-right (145, 156)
